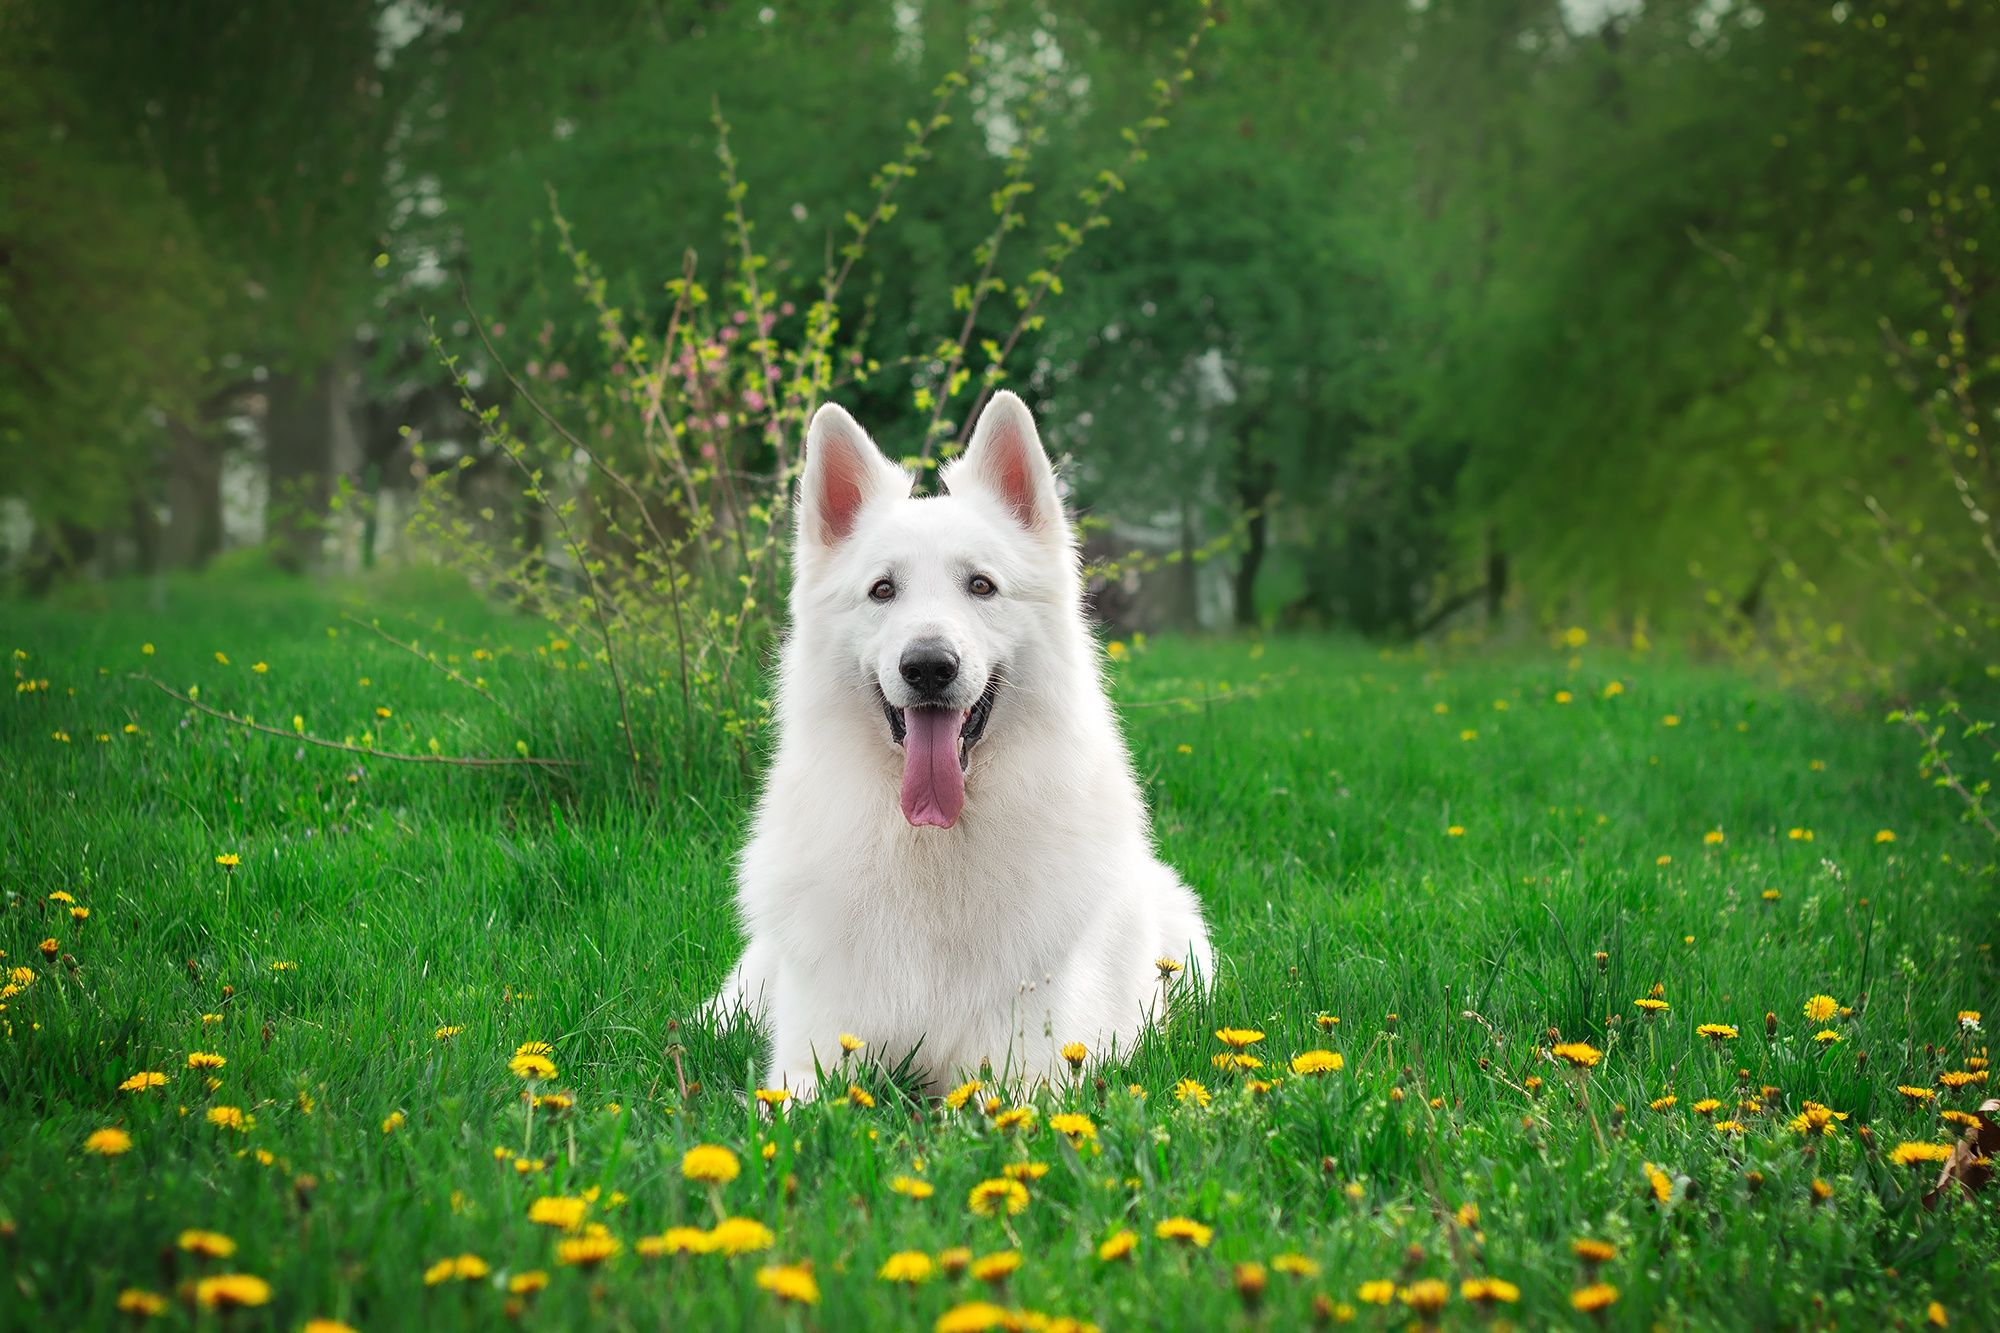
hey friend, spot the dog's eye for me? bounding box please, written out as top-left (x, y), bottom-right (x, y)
top-left (968, 574), bottom-right (997, 598)
top-left (868, 578), bottom-right (896, 603)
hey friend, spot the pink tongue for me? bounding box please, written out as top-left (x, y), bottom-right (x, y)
top-left (899, 706), bottom-right (967, 828)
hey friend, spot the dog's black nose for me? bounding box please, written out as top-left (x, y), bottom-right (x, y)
top-left (899, 641), bottom-right (960, 698)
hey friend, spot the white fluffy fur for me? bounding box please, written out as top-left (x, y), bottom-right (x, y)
top-left (715, 391), bottom-right (1212, 1097)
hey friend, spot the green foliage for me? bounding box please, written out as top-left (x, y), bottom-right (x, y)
top-left (0, 31), bottom-right (222, 534)
top-left (3, 577), bottom-right (1995, 1328)
top-left (403, 8), bottom-right (1220, 790)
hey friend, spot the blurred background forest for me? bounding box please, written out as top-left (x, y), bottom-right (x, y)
top-left (3, 0), bottom-right (1996, 709)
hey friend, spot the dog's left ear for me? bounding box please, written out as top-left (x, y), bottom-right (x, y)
top-left (945, 390), bottom-right (1065, 537)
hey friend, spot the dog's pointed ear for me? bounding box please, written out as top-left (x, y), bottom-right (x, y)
top-left (798, 402), bottom-right (909, 554)
top-left (945, 390), bottom-right (1065, 537)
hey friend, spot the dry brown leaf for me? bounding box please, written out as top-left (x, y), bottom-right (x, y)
top-left (1922, 1097), bottom-right (2000, 1209)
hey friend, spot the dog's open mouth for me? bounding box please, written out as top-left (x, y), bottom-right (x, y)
top-left (880, 678), bottom-right (998, 829)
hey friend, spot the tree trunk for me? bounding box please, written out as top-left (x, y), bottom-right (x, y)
top-left (162, 416), bottom-right (225, 571)
top-left (265, 352), bottom-right (356, 574)
top-left (1230, 414), bottom-right (1276, 630)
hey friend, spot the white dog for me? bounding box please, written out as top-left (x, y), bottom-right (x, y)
top-left (715, 391), bottom-right (1212, 1097)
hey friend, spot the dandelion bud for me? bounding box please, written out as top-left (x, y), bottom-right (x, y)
top-left (1744, 1170), bottom-right (1764, 1196)
top-left (1234, 1262), bottom-right (1267, 1311)
top-left (222, 984), bottom-right (234, 999)
top-left (38, 938), bottom-right (57, 961)
top-left (1737, 1068), bottom-right (1751, 1084)
top-left (1594, 951), bottom-right (1609, 972)
top-left (1311, 1293), bottom-right (1340, 1326)
top-left (1765, 1012), bottom-right (1777, 1038)
top-left (1321, 1156), bottom-right (1338, 1175)
top-left (1401, 1243), bottom-right (1426, 1274)
top-left (1855, 1051), bottom-right (1868, 1073)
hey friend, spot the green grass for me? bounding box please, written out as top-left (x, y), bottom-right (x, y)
top-left (3, 571), bottom-right (1996, 1331)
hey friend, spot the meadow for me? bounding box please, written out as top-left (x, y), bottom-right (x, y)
top-left (2, 572), bottom-right (1995, 1331)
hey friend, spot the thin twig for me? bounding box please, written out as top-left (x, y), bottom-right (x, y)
top-left (339, 613), bottom-right (525, 728)
top-left (131, 675), bottom-right (576, 769)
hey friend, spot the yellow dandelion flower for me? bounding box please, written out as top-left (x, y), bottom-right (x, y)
top-left (1290, 1050), bottom-right (1345, 1076)
top-left (179, 1230), bottom-right (236, 1258)
top-left (1061, 1041), bottom-right (1088, 1069)
top-left (1173, 1077), bottom-right (1212, 1106)
top-left (1462, 1277), bottom-right (1520, 1306)
top-left (936, 1301), bottom-right (1010, 1333)
top-left (380, 1110), bottom-right (405, 1135)
top-left (1357, 1279), bottom-right (1396, 1305)
top-left (879, 1250), bottom-right (935, 1283)
top-left (944, 1079), bottom-right (982, 1110)
top-left (527, 1195), bottom-right (588, 1231)
top-left (508, 1270), bottom-right (550, 1295)
top-left (890, 1174), bottom-right (934, 1199)
top-left (1447, 825), bottom-right (1466, 837)
top-left (993, 1106), bottom-right (1036, 1132)
top-left (434, 1025), bottom-right (462, 1041)
top-left (682, 1144), bottom-right (740, 1185)
top-left (1271, 1252), bottom-right (1319, 1279)
top-left (1572, 1283), bottom-right (1620, 1313)
top-left (117, 1290), bottom-right (168, 1317)
top-left (1803, 995), bottom-right (1839, 1023)
top-left (970, 1250), bottom-right (1021, 1283)
top-left (968, 1178), bottom-right (1029, 1217)
top-left (708, 1216), bottom-right (776, 1255)
top-left (119, 1071), bottom-right (168, 1093)
top-left (1553, 1041), bottom-right (1602, 1069)
top-left (1813, 1028), bottom-right (1842, 1044)
top-left (1154, 1216), bottom-right (1214, 1247)
top-left (205, 1105), bottom-right (253, 1132)
top-left (509, 1053), bottom-right (557, 1080)
top-left (1889, 1142), bottom-right (1954, 1166)
top-left (556, 1234), bottom-right (620, 1268)
top-left (1215, 1027), bottom-right (1265, 1049)
top-left (1788, 1102), bottom-right (1849, 1137)
top-left (215, 854), bottom-right (239, 869)
top-left (1048, 1112), bottom-right (1097, 1142)
top-left (1400, 1279), bottom-right (1450, 1315)
top-left (1634, 998), bottom-right (1670, 1015)
top-left (1875, 829), bottom-right (1896, 844)
top-left (1697, 1024), bottom-right (1738, 1041)
top-left (754, 1088), bottom-right (791, 1107)
top-left (755, 1263), bottom-right (819, 1306)
top-left (1572, 1238), bottom-right (1617, 1264)
top-left (83, 1127), bottom-right (132, 1156)
top-left (1097, 1229), bottom-right (1138, 1262)
top-left (193, 1275), bottom-right (271, 1309)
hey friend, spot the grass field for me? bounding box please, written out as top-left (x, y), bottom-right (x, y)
top-left (3, 571), bottom-right (1996, 1331)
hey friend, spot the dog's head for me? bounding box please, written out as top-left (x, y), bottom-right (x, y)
top-left (790, 391), bottom-right (1074, 830)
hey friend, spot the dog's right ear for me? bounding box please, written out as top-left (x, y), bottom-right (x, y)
top-left (797, 403), bottom-right (910, 558)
